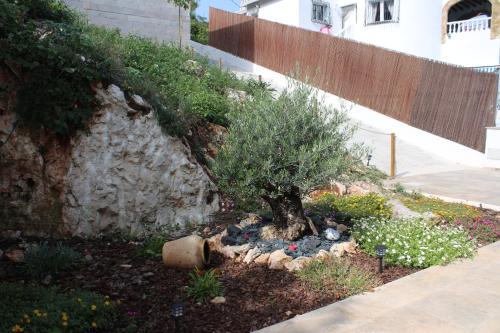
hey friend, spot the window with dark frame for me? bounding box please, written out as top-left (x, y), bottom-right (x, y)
top-left (312, 1), bottom-right (331, 25)
top-left (366, 0), bottom-right (399, 25)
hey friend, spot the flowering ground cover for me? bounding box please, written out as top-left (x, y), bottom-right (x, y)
top-left (352, 217), bottom-right (476, 268)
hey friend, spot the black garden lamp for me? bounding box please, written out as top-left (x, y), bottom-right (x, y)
top-left (367, 154), bottom-right (373, 166)
top-left (375, 244), bottom-right (387, 273)
top-left (170, 301), bottom-right (185, 333)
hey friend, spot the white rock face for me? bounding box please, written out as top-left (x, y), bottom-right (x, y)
top-left (62, 85), bottom-right (219, 236)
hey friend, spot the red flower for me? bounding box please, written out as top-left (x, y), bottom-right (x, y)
top-left (288, 244), bottom-right (298, 251)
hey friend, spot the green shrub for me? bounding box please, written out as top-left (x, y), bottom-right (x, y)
top-left (23, 242), bottom-right (82, 279)
top-left (213, 80), bottom-right (367, 232)
top-left (400, 195), bottom-right (481, 222)
top-left (186, 268), bottom-right (223, 303)
top-left (332, 193), bottom-right (392, 222)
top-left (191, 16), bottom-right (208, 45)
top-left (352, 217), bottom-right (476, 268)
top-left (136, 236), bottom-right (166, 258)
top-left (297, 257), bottom-right (381, 298)
top-left (0, 282), bottom-right (117, 333)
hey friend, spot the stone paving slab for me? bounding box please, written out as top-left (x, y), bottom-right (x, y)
top-left (393, 168), bottom-right (500, 208)
top-left (254, 242), bottom-right (500, 333)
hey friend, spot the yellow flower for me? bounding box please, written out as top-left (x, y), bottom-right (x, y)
top-left (11, 325), bottom-right (24, 332)
top-left (42, 312), bottom-right (48, 317)
top-left (22, 314), bottom-right (29, 319)
top-left (104, 296), bottom-right (110, 299)
top-left (91, 322), bottom-right (97, 328)
top-left (91, 304), bottom-right (97, 311)
top-left (117, 299), bottom-right (122, 304)
top-left (33, 309), bottom-right (42, 317)
top-left (104, 300), bottom-right (110, 306)
top-left (77, 298), bottom-right (82, 303)
top-left (62, 321), bottom-right (68, 327)
top-left (61, 312), bottom-right (69, 321)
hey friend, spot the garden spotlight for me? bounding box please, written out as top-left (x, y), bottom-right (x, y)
top-left (170, 301), bottom-right (185, 333)
top-left (375, 244), bottom-right (387, 273)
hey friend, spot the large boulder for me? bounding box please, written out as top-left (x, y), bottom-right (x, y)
top-left (0, 83), bottom-right (219, 236)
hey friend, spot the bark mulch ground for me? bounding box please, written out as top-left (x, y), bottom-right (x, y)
top-left (0, 238), bottom-right (418, 333)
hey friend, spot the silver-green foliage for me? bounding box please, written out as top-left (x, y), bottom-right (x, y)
top-left (353, 217), bottom-right (476, 268)
top-left (213, 81), bottom-right (365, 201)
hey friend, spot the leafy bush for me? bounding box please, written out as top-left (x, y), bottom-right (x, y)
top-left (0, 283), bottom-right (117, 333)
top-left (352, 217), bottom-right (476, 268)
top-left (191, 15), bottom-right (208, 45)
top-left (297, 257), bottom-right (381, 298)
top-left (186, 268), bottom-right (223, 303)
top-left (1, 0), bottom-right (115, 136)
top-left (136, 236), bottom-right (166, 258)
top-left (213, 80), bottom-right (367, 235)
top-left (1, 0), bottom-right (247, 138)
top-left (23, 242), bottom-right (82, 279)
top-left (332, 193), bottom-right (393, 222)
top-left (400, 195), bottom-right (481, 222)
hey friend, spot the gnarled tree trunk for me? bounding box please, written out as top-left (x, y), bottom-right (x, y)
top-left (263, 186), bottom-right (307, 240)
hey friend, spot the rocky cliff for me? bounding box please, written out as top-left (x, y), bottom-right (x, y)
top-left (0, 79), bottom-right (219, 237)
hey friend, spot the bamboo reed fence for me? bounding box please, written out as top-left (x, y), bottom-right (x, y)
top-left (208, 8), bottom-right (498, 152)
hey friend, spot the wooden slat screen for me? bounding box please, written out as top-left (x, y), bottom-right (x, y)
top-left (208, 8), bottom-right (498, 152)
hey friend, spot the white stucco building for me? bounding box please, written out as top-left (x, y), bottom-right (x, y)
top-left (240, 0), bottom-right (500, 68)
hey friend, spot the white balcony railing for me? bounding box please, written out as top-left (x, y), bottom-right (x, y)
top-left (447, 17), bottom-right (491, 36)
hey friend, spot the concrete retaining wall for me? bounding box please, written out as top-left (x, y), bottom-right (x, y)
top-left (64, 0), bottom-right (190, 45)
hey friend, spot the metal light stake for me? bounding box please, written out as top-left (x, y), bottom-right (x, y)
top-left (170, 301), bottom-right (185, 333)
top-left (375, 244), bottom-right (387, 273)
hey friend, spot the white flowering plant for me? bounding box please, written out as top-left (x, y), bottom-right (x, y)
top-left (352, 217), bottom-right (476, 268)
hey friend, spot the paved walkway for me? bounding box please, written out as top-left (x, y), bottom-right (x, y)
top-left (255, 241), bottom-right (500, 333)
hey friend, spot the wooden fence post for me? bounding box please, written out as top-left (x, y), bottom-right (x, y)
top-left (390, 133), bottom-right (396, 178)
top-left (219, 58), bottom-right (222, 70)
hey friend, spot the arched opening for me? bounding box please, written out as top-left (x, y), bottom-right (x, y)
top-left (442, 0), bottom-right (500, 42)
top-left (448, 0), bottom-right (492, 22)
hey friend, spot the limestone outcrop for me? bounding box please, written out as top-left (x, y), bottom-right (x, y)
top-left (0, 83), bottom-right (219, 237)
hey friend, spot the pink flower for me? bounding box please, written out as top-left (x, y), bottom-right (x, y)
top-left (288, 244), bottom-right (298, 251)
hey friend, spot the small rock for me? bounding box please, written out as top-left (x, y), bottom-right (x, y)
top-left (330, 239), bottom-right (358, 257)
top-left (331, 182), bottom-right (346, 196)
top-left (42, 274), bottom-right (52, 285)
top-left (337, 224), bottom-right (348, 234)
top-left (239, 213), bottom-right (262, 227)
top-left (5, 249), bottom-right (24, 263)
top-left (143, 272), bottom-right (155, 278)
top-left (243, 247), bottom-right (262, 264)
top-left (84, 254), bottom-right (93, 262)
top-left (303, 238), bottom-right (321, 251)
top-left (220, 244), bottom-right (251, 259)
top-left (75, 274), bottom-right (85, 280)
top-left (208, 234), bottom-right (223, 252)
top-left (325, 228), bottom-right (340, 241)
top-left (226, 224), bottom-right (241, 237)
top-left (284, 256), bottom-right (313, 271)
top-left (203, 227), bottom-right (211, 234)
top-left (316, 249), bottom-right (331, 260)
top-left (120, 264), bottom-right (132, 269)
top-left (210, 296), bottom-right (226, 304)
top-left (221, 236), bottom-right (239, 246)
top-left (128, 94), bottom-right (152, 113)
top-left (268, 250), bottom-right (293, 270)
top-left (260, 225), bottom-right (281, 240)
top-left (254, 253), bottom-right (271, 265)
top-left (324, 218), bottom-right (337, 228)
top-left (389, 198), bottom-right (423, 219)
top-left (285, 311), bottom-right (293, 316)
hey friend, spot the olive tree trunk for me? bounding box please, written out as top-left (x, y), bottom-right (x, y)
top-left (263, 186), bottom-right (307, 240)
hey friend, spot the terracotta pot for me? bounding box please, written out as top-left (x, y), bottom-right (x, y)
top-left (162, 235), bottom-right (210, 269)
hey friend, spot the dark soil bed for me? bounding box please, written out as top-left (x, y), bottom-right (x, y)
top-left (0, 238), bottom-right (418, 333)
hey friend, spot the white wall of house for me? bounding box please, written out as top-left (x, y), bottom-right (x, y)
top-left (241, 0), bottom-right (500, 67)
top-left (64, 0), bottom-right (190, 45)
top-left (442, 28), bottom-right (500, 67)
top-left (338, 0), bottom-right (442, 60)
top-left (248, 0), bottom-right (300, 26)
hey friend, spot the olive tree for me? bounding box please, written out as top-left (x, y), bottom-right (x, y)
top-left (213, 81), bottom-right (366, 240)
